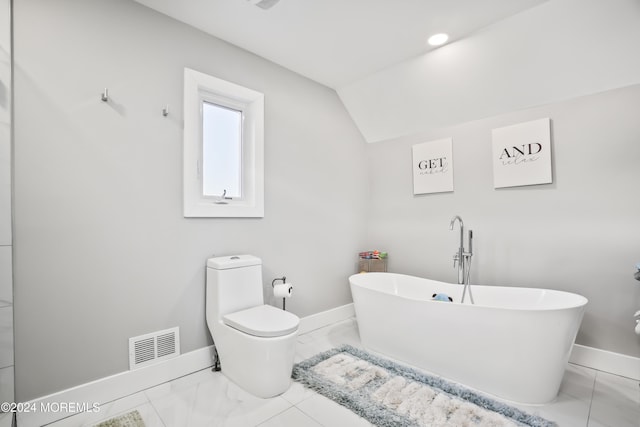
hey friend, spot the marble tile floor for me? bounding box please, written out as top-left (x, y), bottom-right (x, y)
top-left (45, 318), bottom-right (639, 427)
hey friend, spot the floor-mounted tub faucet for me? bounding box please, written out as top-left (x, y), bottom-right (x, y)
top-left (449, 216), bottom-right (464, 284)
top-left (449, 215), bottom-right (474, 304)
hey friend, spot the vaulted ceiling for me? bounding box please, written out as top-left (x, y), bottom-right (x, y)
top-left (133, 0), bottom-right (546, 89)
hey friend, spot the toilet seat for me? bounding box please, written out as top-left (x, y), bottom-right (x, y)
top-left (223, 305), bottom-right (299, 338)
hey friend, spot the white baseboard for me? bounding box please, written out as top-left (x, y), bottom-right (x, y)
top-left (298, 303), bottom-right (355, 334)
top-left (569, 343), bottom-right (640, 380)
top-left (16, 304), bottom-right (356, 427)
top-left (17, 346), bottom-right (215, 427)
top-left (0, 413), bottom-right (13, 427)
top-left (17, 304), bottom-right (636, 427)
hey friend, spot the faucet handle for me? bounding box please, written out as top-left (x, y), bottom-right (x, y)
top-left (452, 253), bottom-right (459, 268)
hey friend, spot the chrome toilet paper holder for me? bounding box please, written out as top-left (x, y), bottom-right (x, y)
top-left (272, 276), bottom-right (287, 287)
top-left (272, 276), bottom-right (292, 311)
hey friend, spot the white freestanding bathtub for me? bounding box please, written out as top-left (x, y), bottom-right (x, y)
top-left (349, 272), bottom-right (588, 404)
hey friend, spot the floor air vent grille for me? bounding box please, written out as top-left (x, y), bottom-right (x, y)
top-left (129, 327), bottom-right (180, 370)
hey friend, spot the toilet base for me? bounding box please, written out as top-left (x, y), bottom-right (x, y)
top-left (214, 323), bottom-right (298, 398)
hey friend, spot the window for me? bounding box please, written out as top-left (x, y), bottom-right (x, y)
top-left (202, 102), bottom-right (242, 198)
top-left (183, 68), bottom-right (264, 217)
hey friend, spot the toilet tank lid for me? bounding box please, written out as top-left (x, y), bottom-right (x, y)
top-left (207, 255), bottom-right (262, 270)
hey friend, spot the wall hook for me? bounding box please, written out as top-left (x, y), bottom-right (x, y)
top-left (101, 88), bottom-right (109, 102)
top-left (162, 104), bottom-right (170, 117)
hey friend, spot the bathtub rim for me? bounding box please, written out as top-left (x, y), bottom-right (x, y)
top-left (349, 272), bottom-right (589, 312)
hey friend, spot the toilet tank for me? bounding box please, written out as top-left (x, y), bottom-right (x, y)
top-left (206, 255), bottom-right (264, 319)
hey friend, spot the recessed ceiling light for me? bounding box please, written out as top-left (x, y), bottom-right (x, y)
top-left (428, 33), bottom-right (449, 47)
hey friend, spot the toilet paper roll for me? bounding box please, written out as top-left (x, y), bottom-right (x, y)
top-left (274, 283), bottom-right (293, 298)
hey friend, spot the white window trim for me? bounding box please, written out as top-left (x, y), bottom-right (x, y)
top-left (183, 68), bottom-right (264, 217)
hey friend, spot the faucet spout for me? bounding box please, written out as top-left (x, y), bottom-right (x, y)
top-left (449, 215), bottom-right (463, 230)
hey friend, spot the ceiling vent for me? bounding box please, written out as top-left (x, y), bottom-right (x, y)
top-left (247, 0), bottom-right (281, 10)
top-left (129, 327), bottom-right (180, 370)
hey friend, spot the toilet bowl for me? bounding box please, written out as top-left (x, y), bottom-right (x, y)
top-left (205, 255), bottom-right (300, 398)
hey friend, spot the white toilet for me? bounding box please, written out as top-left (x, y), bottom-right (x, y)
top-left (205, 255), bottom-right (300, 398)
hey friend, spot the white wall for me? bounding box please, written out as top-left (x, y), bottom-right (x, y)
top-left (0, 0), bottom-right (13, 406)
top-left (365, 84), bottom-right (640, 358)
top-left (12, 0), bottom-right (367, 401)
top-left (338, 0), bottom-right (640, 143)
top-left (12, 0), bottom-right (640, 404)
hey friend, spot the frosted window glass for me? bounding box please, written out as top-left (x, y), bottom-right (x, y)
top-left (202, 102), bottom-right (242, 198)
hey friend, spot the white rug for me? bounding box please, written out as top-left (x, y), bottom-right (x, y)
top-left (293, 345), bottom-right (556, 427)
